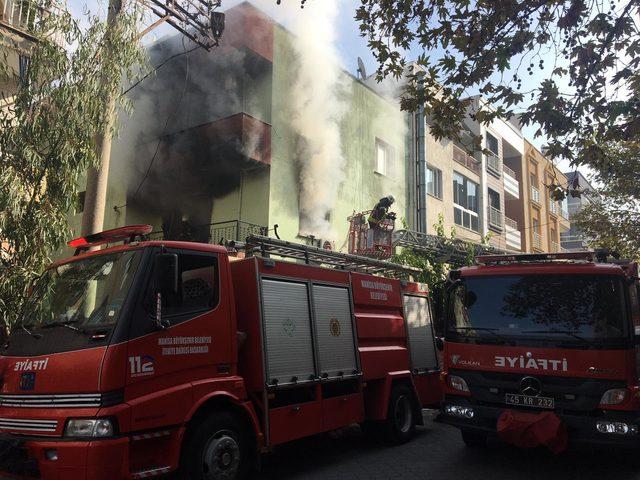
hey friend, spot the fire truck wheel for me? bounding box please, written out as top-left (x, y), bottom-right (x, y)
top-left (460, 429), bottom-right (487, 448)
top-left (181, 411), bottom-right (251, 480)
top-left (384, 385), bottom-right (416, 444)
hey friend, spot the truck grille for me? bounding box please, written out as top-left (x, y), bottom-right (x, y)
top-left (0, 390), bottom-right (123, 409)
top-left (0, 418), bottom-right (58, 433)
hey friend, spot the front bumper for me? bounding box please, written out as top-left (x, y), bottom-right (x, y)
top-left (0, 434), bottom-right (129, 480)
top-left (439, 396), bottom-right (640, 448)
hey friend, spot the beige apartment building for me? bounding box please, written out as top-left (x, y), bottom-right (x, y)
top-left (0, 0), bottom-right (62, 104)
top-left (521, 140), bottom-right (570, 252)
top-left (404, 94), bottom-right (573, 255)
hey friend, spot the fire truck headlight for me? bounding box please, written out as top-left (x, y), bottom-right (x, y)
top-left (447, 375), bottom-right (470, 393)
top-left (600, 389), bottom-right (627, 405)
top-left (65, 418), bottom-right (114, 438)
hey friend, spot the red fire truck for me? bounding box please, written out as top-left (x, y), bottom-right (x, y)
top-left (439, 251), bottom-right (640, 451)
top-left (0, 226), bottom-right (441, 479)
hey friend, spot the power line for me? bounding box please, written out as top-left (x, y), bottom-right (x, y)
top-left (120, 43), bottom-right (201, 98)
top-left (115, 39), bottom-right (192, 211)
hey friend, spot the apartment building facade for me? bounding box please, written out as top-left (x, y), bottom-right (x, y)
top-left (561, 170), bottom-right (595, 251)
top-left (68, 2), bottom-right (408, 253)
top-left (405, 96), bottom-right (525, 252)
top-left (0, 0), bottom-right (62, 103)
top-left (452, 97), bottom-right (524, 252)
top-left (521, 140), bottom-right (571, 252)
top-left (405, 95), bottom-right (578, 255)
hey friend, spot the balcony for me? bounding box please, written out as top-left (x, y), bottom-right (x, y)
top-left (561, 208), bottom-right (569, 220)
top-left (549, 199), bottom-right (558, 216)
top-left (533, 232), bottom-right (542, 251)
top-left (148, 220), bottom-right (267, 243)
top-left (504, 216), bottom-right (522, 251)
top-left (550, 240), bottom-right (561, 253)
top-left (487, 206), bottom-right (503, 232)
top-left (0, 0), bottom-right (63, 38)
top-left (210, 220), bottom-right (268, 243)
top-left (486, 154), bottom-right (502, 178)
top-left (531, 186), bottom-right (541, 204)
top-left (503, 164), bottom-right (520, 198)
top-left (453, 145), bottom-right (480, 174)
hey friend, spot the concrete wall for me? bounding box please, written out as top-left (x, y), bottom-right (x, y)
top-left (424, 134), bottom-right (455, 235)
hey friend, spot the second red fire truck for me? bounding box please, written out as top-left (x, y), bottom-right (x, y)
top-left (440, 251), bottom-right (640, 451)
top-left (0, 226), bottom-right (441, 479)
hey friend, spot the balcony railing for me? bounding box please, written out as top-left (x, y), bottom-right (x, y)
top-left (561, 208), bottom-right (569, 220)
top-left (504, 216), bottom-right (522, 251)
top-left (0, 0), bottom-right (62, 37)
top-left (549, 199), bottom-right (558, 215)
top-left (487, 206), bottom-right (503, 230)
top-left (453, 145), bottom-right (481, 174)
top-left (533, 232), bottom-right (542, 251)
top-left (147, 220), bottom-right (268, 243)
top-left (503, 164), bottom-right (520, 198)
top-left (531, 186), bottom-right (541, 204)
top-left (550, 240), bottom-right (561, 253)
top-left (503, 164), bottom-right (516, 179)
top-left (486, 154), bottom-right (501, 177)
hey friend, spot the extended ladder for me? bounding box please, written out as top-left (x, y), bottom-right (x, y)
top-left (243, 235), bottom-right (420, 278)
top-left (393, 229), bottom-right (509, 266)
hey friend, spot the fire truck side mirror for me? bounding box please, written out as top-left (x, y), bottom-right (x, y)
top-left (154, 253), bottom-right (179, 296)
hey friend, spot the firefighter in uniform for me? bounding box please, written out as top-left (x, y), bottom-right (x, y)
top-left (368, 195), bottom-right (396, 229)
top-left (367, 195), bottom-right (396, 250)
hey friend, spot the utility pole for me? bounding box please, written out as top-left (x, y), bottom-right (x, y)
top-left (81, 0), bottom-right (124, 236)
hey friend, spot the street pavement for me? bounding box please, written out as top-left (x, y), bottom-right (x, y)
top-left (253, 411), bottom-right (640, 480)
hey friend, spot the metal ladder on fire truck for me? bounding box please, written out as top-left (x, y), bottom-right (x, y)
top-left (235, 235), bottom-right (421, 278)
top-left (393, 229), bottom-right (510, 266)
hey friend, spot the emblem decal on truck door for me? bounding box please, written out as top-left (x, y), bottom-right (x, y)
top-left (129, 356), bottom-right (155, 377)
top-left (330, 318), bottom-right (341, 337)
top-left (283, 318), bottom-right (295, 337)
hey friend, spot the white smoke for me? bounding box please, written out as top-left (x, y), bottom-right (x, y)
top-left (287, 1), bottom-right (349, 239)
top-left (242, 0), bottom-right (350, 239)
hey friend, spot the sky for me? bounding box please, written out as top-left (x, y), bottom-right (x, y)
top-left (65, 0), bottom-right (568, 169)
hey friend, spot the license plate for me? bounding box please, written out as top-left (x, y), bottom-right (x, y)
top-left (505, 393), bottom-right (555, 409)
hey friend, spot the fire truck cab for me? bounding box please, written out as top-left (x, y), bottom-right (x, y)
top-left (440, 251), bottom-right (640, 451)
top-left (0, 226), bottom-right (441, 479)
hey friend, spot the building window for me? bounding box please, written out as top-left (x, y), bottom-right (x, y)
top-left (453, 172), bottom-right (479, 232)
top-left (375, 138), bottom-right (393, 176)
top-left (487, 188), bottom-right (502, 230)
top-left (486, 132), bottom-right (499, 157)
top-left (426, 165), bottom-right (442, 199)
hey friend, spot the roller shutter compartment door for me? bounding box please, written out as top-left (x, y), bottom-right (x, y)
top-left (404, 295), bottom-right (438, 371)
top-left (312, 285), bottom-right (358, 379)
top-left (261, 279), bottom-right (315, 385)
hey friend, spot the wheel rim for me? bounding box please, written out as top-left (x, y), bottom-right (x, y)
top-left (202, 429), bottom-right (241, 480)
top-left (394, 395), bottom-right (413, 434)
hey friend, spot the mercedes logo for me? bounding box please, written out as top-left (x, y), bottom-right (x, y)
top-left (520, 376), bottom-right (542, 396)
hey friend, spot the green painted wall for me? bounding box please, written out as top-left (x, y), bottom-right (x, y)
top-left (269, 25), bottom-right (408, 250)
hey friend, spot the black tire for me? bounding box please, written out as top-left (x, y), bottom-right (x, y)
top-left (181, 411), bottom-right (252, 480)
top-left (461, 429), bottom-right (487, 448)
top-left (382, 385), bottom-right (416, 444)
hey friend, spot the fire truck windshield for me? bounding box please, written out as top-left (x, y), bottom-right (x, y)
top-left (4, 250), bottom-right (142, 356)
top-left (448, 274), bottom-right (629, 345)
